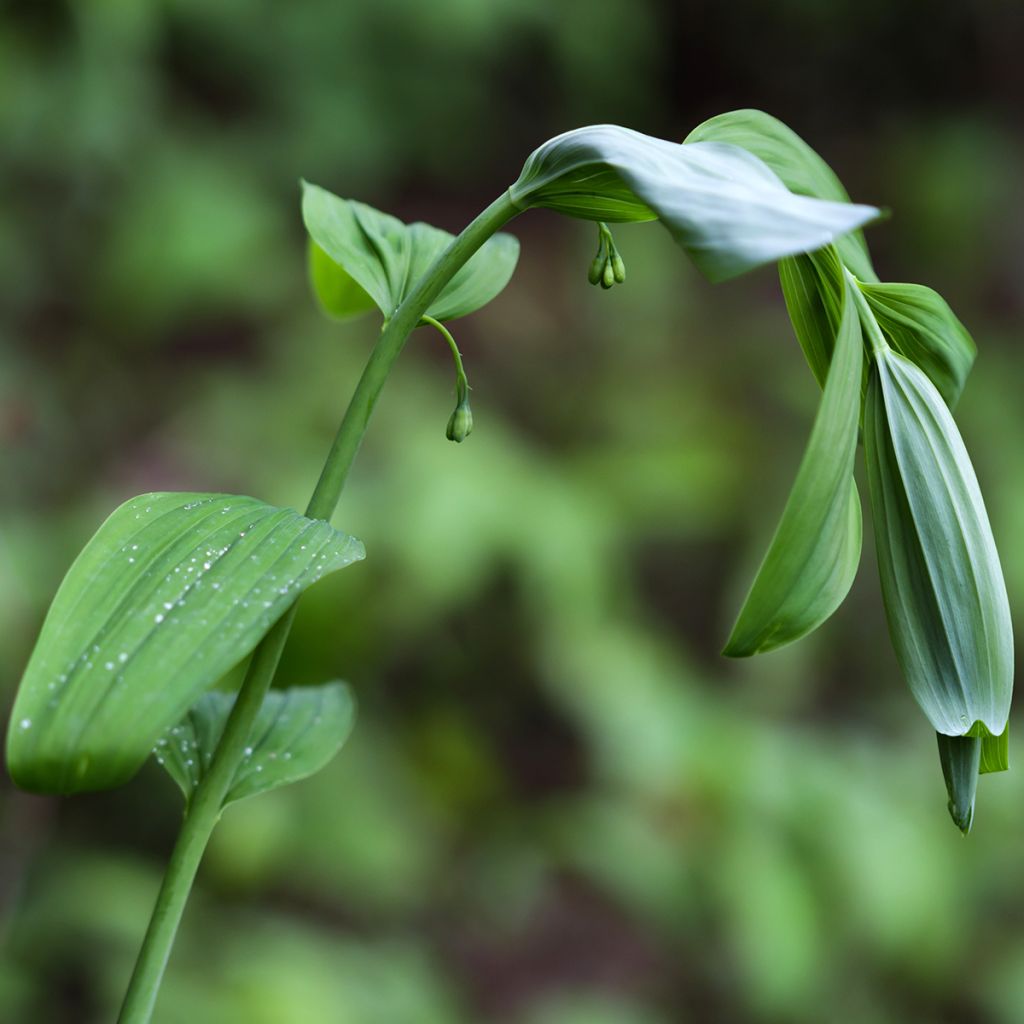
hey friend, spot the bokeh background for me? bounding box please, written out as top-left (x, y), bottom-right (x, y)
top-left (3, 2), bottom-right (1024, 1021)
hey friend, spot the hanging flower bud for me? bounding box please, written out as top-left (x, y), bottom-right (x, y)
top-left (446, 394), bottom-right (473, 443)
top-left (611, 252), bottom-right (626, 284)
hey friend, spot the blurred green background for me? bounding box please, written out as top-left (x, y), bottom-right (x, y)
top-left (2, 1), bottom-right (1024, 1021)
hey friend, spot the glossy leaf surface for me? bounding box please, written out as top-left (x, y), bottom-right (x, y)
top-left (864, 349), bottom-right (1013, 737)
top-left (302, 182), bottom-right (519, 321)
top-left (684, 108), bottom-right (877, 282)
top-left (724, 273), bottom-right (863, 656)
top-left (7, 493), bottom-right (364, 794)
top-left (860, 281), bottom-right (976, 408)
top-left (155, 682), bottom-right (356, 809)
top-left (508, 125), bottom-right (880, 282)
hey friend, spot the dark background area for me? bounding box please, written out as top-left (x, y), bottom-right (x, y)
top-left (2, 1), bottom-right (1024, 1021)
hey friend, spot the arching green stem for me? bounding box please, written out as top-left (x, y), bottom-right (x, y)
top-left (116, 190), bottom-right (519, 1024)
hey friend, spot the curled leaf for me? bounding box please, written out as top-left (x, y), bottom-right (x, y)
top-left (937, 733), bottom-right (979, 834)
top-left (509, 125), bottom-right (880, 282)
top-left (6, 493), bottom-right (364, 795)
top-left (863, 347), bottom-right (1013, 738)
top-left (684, 108), bottom-right (877, 282)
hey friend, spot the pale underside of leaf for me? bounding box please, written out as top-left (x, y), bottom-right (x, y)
top-left (724, 272), bottom-right (863, 656)
top-left (7, 493), bottom-right (364, 794)
top-left (301, 182), bottom-right (519, 322)
top-left (155, 682), bottom-right (356, 808)
top-left (509, 125), bottom-right (880, 282)
top-left (683, 109), bottom-right (878, 283)
top-left (864, 350), bottom-right (1013, 737)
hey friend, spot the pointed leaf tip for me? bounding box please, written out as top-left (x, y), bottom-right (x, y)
top-left (724, 271), bottom-right (863, 656)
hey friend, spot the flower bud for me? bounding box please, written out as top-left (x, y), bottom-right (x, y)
top-left (611, 252), bottom-right (626, 284)
top-left (588, 256), bottom-right (605, 285)
top-left (446, 398), bottom-right (473, 443)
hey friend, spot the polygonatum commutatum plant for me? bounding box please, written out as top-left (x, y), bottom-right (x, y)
top-left (6, 109), bottom-right (1012, 1022)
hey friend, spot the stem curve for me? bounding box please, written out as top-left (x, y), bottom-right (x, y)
top-left (117, 191), bottom-right (519, 1024)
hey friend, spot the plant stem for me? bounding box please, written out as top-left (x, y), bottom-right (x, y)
top-left (117, 190), bottom-right (518, 1024)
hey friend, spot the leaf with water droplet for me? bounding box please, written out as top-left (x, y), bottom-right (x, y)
top-left (155, 683), bottom-right (356, 809)
top-left (6, 493), bottom-right (364, 795)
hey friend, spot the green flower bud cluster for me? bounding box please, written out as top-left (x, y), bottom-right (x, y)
top-left (587, 222), bottom-right (626, 290)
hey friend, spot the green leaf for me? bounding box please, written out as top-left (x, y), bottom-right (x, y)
top-left (308, 239), bottom-right (377, 321)
top-left (509, 125), bottom-right (880, 283)
top-left (937, 733), bottom-right (979, 834)
top-left (6, 493), bottom-right (365, 795)
top-left (301, 182), bottom-right (519, 322)
top-left (863, 346), bottom-right (1013, 738)
top-left (859, 281), bottom-right (976, 408)
top-left (980, 726), bottom-right (1009, 775)
top-left (155, 682), bottom-right (356, 809)
top-left (724, 272), bottom-right (863, 656)
top-left (778, 246), bottom-right (845, 389)
top-left (684, 109), bottom-right (877, 283)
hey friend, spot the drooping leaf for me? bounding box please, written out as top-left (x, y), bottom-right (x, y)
top-left (684, 108), bottom-right (878, 282)
top-left (937, 733), bottom-right (979, 834)
top-left (155, 682), bottom-right (356, 809)
top-left (6, 493), bottom-right (365, 795)
top-left (724, 271), bottom-right (863, 656)
top-left (508, 125), bottom-right (880, 282)
top-left (778, 245), bottom-right (845, 389)
top-left (863, 347), bottom-right (1013, 738)
top-left (980, 726), bottom-right (1009, 775)
top-left (308, 239), bottom-right (377, 321)
top-left (859, 281), bottom-right (976, 408)
top-left (301, 182), bottom-right (520, 322)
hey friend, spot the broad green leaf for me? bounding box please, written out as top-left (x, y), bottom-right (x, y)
top-left (155, 682), bottom-right (356, 809)
top-left (937, 733), bottom-right (979, 834)
top-left (863, 347), bottom-right (1013, 738)
top-left (684, 109), bottom-right (877, 282)
top-left (859, 281), bottom-right (976, 408)
top-left (301, 182), bottom-right (520, 322)
top-left (724, 272), bottom-right (863, 656)
top-left (980, 727), bottom-right (1009, 775)
top-left (508, 125), bottom-right (880, 282)
top-left (308, 239), bottom-right (377, 321)
top-left (778, 245), bottom-right (845, 389)
top-left (6, 493), bottom-right (365, 795)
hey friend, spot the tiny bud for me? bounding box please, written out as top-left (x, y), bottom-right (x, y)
top-left (611, 252), bottom-right (626, 284)
top-left (446, 398), bottom-right (473, 443)
top-left (588, 256), bottom-right (604, 285)
top-left (601, 260), bottom-right (616, 289)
